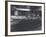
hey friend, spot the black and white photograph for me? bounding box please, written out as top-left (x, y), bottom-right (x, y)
top-left (6, 1), bottom-right (45, 35)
